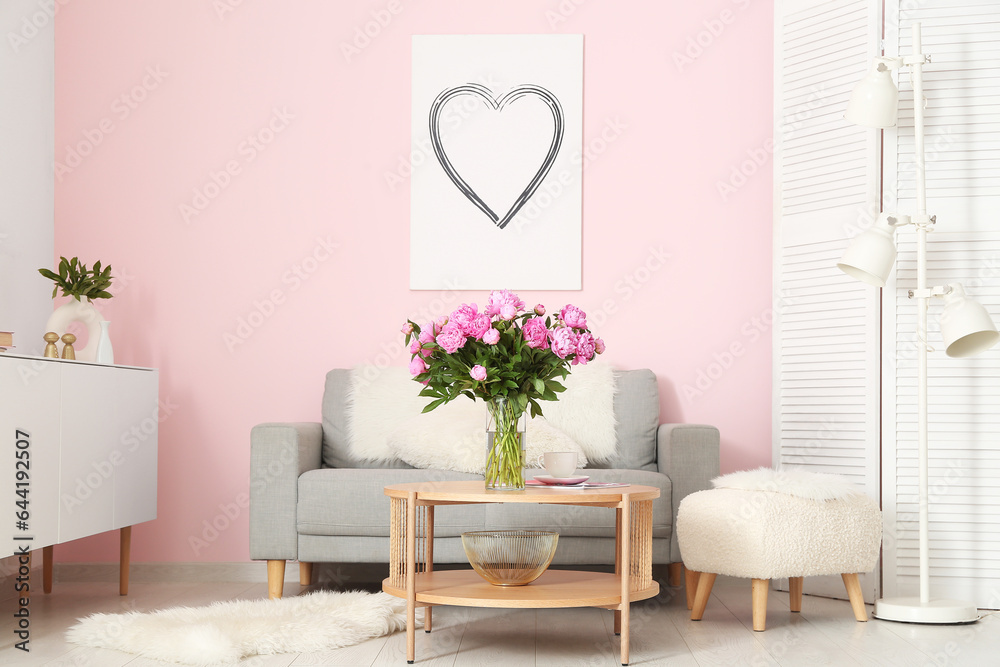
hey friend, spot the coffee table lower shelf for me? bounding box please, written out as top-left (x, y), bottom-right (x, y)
top-left (382, 569), bottom-right (659, 608)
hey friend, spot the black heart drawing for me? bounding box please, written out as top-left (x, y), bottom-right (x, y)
top-left (428, 83), bottom-right (565, 230)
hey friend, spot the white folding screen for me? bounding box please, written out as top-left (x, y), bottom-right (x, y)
top-left (773, 0), bottom-right (883, 602)
top-left (881, 0), bottom-right (1000, 608)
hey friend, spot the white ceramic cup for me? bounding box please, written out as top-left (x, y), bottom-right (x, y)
top-left (536, 451), bottom-right (578, 479)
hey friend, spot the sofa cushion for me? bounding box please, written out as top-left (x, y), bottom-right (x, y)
top-left (321, 369), bottom-right (414, 470)
top-left (587, 370), bottom-right (659, 471)
top-left (297, 468), bottom-right (671, 539)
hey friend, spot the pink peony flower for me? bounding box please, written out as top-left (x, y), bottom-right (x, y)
top-left (470, 365), bottom-right (487, 381)
top-left (435, 315), bottom-right (449, 331)
top-left (409, 338), bottom-right (421, 355)
top-left (450, 304), bottom-right (481, 337)
top-left (522, 317), bottom-right (549, 350)
top-left (485, 289), bottom-right (525, 318)
top-left (435, 323), bottom-right (466, 354)
top-left (467, 313), bottom-right (492, 339)
top-left (549, 327), bottom-right (579, 359)
top-left (482, 327), bottom-right (500, 345)
top-left (560, 305), bottom-right (588, 329)
top-left (594, 337), bottom-right (606, 354)
top-left (499, 304), bottom-right (517, 320)
top-left (401, 322), bottom-right (414, 335)
top-left (534, 304), bottom-right (546, 316)
top-left (575, 332), bottom-right (596, 364)
top-left (409, 356), bottom-right (427, 376)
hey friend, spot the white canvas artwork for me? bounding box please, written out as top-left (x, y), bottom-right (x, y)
top-left (410, 34), bottom-right (583, 290)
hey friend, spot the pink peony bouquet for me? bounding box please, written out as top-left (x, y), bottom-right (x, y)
top-left (402, 290), bottom-right (605, 417)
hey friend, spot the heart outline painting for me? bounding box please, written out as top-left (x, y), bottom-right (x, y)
top-left (410, 33), bottom-right (582, 291)
top-left (428, 83), bottom-right (565, 230)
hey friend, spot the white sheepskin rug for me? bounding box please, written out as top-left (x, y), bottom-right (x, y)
top-left (712, 467), bottom-right (864, 501)
top-left (66, 590), bottom-right (411, 666)
top-left (346, 360), bottom-right (617, 468)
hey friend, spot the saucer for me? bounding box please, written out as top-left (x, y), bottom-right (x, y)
top-left (533, 475), bottom-right (590, 486)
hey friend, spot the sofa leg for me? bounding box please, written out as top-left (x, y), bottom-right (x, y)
top-left (752, 578), bottom-right (769, 631)
top-left (842, 573), bottom-right (868, 621)
top-left (685, 569), bottom-right (700, 610)
top-left (690, 572), bottom-right (716, 620)
top-left (789, 576), bottom-right (803, 612)
top-left (667, 562), bottom-right (683, 587)
top-left (267, 560), bottom-right (285, 599)
top-left (299, 562), bottom-right (313, 586)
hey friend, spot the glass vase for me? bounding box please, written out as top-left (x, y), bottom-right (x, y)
top-left (485, 397), bottom-right (527, 490)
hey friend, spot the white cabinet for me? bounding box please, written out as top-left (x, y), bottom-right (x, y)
top-left (0, 354), bottom-right (157, 593)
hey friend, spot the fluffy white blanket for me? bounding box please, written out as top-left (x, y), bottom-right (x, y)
top-left (346, 360), bottom-right (618, 471)
top-left (712, 467), bottom-right (864, 501)
top-left (66, 590), bottom-right (411, 666)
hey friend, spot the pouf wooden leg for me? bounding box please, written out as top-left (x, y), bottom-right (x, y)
top-left (685, 569), bottom-right (700, 610)
top-left (299, 562), bottom-right (313, 586)
top-left (752, 579), bottom-right (769, 631)
top-left (667, 562), bottom-right (683, 587)
top-left (842, 573), bottom-right (868, 621)
top-left (690, 572), bottom-right (716, 620)
top-left (789, 576), bottom-right (803, 612)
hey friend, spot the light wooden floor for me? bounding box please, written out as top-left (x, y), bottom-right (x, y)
top-left (2, 573), bottom-right (998, 666)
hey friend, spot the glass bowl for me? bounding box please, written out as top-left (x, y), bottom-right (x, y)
top-left (461, 530), bottom-right (559, 586)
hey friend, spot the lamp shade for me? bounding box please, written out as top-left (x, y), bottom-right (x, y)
top-left (845, 59), bottom-right (899, 128)
top-left (837, 213), bottom-right (898, 287)
top-left (940, 283), bottom-right (1000, 358)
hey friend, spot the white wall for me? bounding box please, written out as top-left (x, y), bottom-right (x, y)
top-left (0, 0), bottom-right (55, 353)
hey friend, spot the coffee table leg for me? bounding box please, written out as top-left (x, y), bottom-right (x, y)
top-left (425, 505), bottom-right (434, 633)
top-left (406, 492), bottom-right (416, 663)
top-left (620, 495), bottom-right (631, 665)
top-left (613, 507), bottom-right (622, 634)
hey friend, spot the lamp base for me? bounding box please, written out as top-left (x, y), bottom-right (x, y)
top-left (873, 597), bottom-right (980, 624)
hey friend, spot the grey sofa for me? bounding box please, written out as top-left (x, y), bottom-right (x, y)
top-left (250, 368), bottom-right (720, 598)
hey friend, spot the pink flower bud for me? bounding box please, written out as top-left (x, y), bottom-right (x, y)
top-left (470, 365), bottom-right (487, 381)
top-left (534, 304), bottom-right (545, 316)
top-left (401, 322), bottom-right (414, 335)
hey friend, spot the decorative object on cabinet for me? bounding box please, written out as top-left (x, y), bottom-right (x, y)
top-left (95, 321), bottom-right (114, 364)
top-left (837, 22), bottom-right (998, 625)
top-left (38, 257), bottom-right (114, 362)
top-left (43, 332), bottom-right (60, 358)
top-left (60, 333), bottom-right (76, 360)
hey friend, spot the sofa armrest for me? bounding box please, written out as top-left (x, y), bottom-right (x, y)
top-left (249, 422), bottom-right (323, 561)
top-left (656, 423), bottom-right (720, 562)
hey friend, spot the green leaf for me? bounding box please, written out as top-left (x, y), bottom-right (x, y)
top-left (532, 378), bottom-right (545, 394)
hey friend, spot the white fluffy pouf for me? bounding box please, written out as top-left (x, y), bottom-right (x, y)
top-left (676, 467), bottom-right (882, 631)
top-left (66, 590), bottom-right (415, 666)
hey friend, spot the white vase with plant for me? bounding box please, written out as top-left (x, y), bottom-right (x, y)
top-left (38, 256), bottom-right (114, 362)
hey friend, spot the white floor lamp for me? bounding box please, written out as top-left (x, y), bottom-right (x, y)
top-left (837, 22), bottom-right (1000, 624)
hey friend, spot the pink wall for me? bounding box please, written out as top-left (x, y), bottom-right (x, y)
top-left (54, 0), bottom-right (773, 563)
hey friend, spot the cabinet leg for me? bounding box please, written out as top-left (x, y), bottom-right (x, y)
top-left (119, 527), bottom-right (131, 596)
top-left (267, 560), bottom-right (285, 599)
top-left (43, 545), bottom-right (53, 594)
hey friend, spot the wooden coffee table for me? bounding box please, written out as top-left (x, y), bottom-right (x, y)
top-left (383, 481), bottom-right (660, 665)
